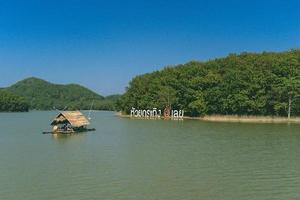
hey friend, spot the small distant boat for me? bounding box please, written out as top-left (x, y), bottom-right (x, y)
top-left (43, 111), bottom-right (95, 134)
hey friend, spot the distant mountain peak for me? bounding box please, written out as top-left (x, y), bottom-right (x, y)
top-left (2, 77), bottom-right (120, 111)
top-left (14, 77), bottom-right (50, 85)
top-left (20, 77), bottom-right (47, 82)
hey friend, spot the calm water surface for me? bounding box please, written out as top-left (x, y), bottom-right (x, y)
top-left (1, 111), bottom-right (300, 200)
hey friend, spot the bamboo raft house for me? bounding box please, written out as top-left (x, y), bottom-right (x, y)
top-left (44, 111), bottom-right (95, 134)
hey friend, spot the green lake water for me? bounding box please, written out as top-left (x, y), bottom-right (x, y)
top-left (1, 111), bottom-right (300, 200)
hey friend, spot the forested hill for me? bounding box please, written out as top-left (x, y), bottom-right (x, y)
top-left (3, 77), bottom-right (120, 111)
top-left (0, 89), bottom-right (29, 112)
top-left (119, 50), bottom-right (300, 117)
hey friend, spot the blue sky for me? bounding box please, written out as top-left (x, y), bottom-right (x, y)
top-left (0, 0), bottom-right (300, 95)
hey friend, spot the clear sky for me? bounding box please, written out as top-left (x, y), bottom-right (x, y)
top-left (0, 0), bottom-right (300, 95)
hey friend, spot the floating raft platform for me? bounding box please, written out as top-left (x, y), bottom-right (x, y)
top-left (43, 128), bottom-right (96, 134)
top-left (43, 111), bottom-right (95, 134)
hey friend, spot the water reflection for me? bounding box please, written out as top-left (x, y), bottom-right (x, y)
top-left (51, 133), bottom-right (87, 142)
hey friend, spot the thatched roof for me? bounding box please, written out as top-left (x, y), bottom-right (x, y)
top-left (51, 111), bottom-right (90, 127)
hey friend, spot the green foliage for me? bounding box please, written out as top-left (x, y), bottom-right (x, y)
top-left (119, 49), bottom-right (300, 117)
top-left (0, 89), bottom-right (29, 112)
top-left (187, 92), bottom-right (207, 116)
top-left (4, 77), bottom-right (120, 111)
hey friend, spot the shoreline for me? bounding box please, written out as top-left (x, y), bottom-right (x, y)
top-left (115, 112), bottom-right (300, 124)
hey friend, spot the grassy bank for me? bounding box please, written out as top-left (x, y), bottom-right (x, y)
top-left (115, 112), bottom-right (300, 124)
top-left (193, 115), bottom-right (300, 124)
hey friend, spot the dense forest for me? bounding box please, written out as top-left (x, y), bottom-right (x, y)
top-left (118, 50), bottom-right (300, 117)
top-left (1, 77), bottom-right (120, 111)
top-left (0, 89), bottom-right (29, 112)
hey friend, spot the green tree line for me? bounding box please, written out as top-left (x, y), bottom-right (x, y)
top-left (118, 50), bottom-right (300, 117)
top-left (0, 90), bottom-right (29, 112)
